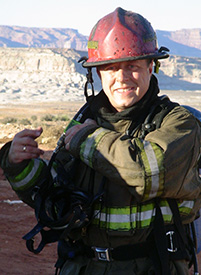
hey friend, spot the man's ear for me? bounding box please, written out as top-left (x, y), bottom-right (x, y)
top-left (149, 60), bottom-right (154, 74)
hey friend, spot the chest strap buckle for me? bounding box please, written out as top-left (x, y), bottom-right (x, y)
top-left (92, 247), bottom-right (113, 261)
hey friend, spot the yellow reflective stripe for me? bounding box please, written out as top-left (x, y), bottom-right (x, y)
top-left (135, 139), bottom-right (164, 200)
top-left (149, 142), bottom-right (164, 197)
top-left (10, 159), bottom-right (35, 183)
top-left (80, 128), bottom-right (109, 167)
top-left (9, 159), bottom-right (45, 191)
top-left (178, 200), bottom-right (195, 214)
top-left (93, 209), bottom-right (137, 230)
top-left (92, 200), bottom-right (194, 230)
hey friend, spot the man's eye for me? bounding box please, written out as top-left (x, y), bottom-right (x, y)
top-left (105, 66), bottom-right (116, 71)
top-left (129, 65), bottom-right (138, 70)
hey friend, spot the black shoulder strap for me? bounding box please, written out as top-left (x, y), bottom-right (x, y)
top-left (126, 95), bottom-right (179, 139)
top-left (140, 95), bottom-right (179, 138)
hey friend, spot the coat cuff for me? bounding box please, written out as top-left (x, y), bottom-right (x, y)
top-left (0, 141), bottom-right (30, 176)
top-left (69, 125), bottom-right (98, 158)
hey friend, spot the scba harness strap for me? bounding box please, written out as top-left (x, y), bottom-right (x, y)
top-left (22, 102), bottom-right (106, 254)
top-left (23, 182), bottom-right (101, 254)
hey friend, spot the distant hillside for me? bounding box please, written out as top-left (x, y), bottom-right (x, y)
top-left (156, 29), bottom-right (201, 58)
top-left (0, 26), bottom-right (88, 51)
top-left (0, 25), bottom-right (201, 58)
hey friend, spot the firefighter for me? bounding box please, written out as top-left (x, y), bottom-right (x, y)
top-left (1, 7), bottom-right (201, 275)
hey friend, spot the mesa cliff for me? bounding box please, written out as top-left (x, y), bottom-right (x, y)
top-left (0, 47), bottom-right (200, 104)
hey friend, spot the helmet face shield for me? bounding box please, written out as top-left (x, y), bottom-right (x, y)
top-left (83, 7), bottom-right (169, 68)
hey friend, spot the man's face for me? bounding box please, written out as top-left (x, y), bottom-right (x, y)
top-left (97, 59), bottom-right (153, 112)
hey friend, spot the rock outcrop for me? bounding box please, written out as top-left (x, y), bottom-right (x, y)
top-left (0, 48), bottom-right (200, 104)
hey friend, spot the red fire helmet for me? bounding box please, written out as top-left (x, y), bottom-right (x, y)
top-left (82, 7), bottom-right (169, 68)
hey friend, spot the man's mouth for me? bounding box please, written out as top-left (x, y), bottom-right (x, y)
top-left (114, 87), bottom-right (134, 94)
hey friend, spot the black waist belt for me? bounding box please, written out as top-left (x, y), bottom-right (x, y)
top-left (55, 226), bottom-right (191, 275)
top-left (84, 242), bottom-right (151, 262)
top-left (56, 226), bottom-right (190, 264)
top-left (83, 226), bottom-right (190, 263)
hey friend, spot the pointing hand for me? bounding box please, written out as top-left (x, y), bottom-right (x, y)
top-left (8, 127), bottom-right (44, 164)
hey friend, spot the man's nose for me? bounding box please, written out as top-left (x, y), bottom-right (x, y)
top-left (116, 68), bottom-right (128, 82)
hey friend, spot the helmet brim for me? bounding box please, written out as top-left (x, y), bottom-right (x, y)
top-left (82, 52), bottom-right (169, 68)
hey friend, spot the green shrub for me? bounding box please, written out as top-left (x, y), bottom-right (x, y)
top-left (31, 115), bottom-right (37, 121)
top-left (19, 118), bottom-right (32, 125)
top-left (41, 114), bottom-right (55, 121)
top-left (1, 117), bottom-right (17, 124)
top-left (41, 114), bottom-right (70, 122)
top-left (54, 115), bottom-right (69, 122)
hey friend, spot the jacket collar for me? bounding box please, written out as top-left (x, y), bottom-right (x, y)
top-left (90, 75), bottom-right (160, 125)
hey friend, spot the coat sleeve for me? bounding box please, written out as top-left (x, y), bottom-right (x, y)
top-left (69, 106), bottom-right (201, 202)
top-left (146, 106), bottom-right (201, 200)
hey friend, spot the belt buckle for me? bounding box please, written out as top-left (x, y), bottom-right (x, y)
top-left (166, 230), bottom-right (177, 252)
top-left (92, 247), bottom-right (112, 262)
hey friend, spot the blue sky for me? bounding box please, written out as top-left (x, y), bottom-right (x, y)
top-left (0, 0), bottom-right (200, 35)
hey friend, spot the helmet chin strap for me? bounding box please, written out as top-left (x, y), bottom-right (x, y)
top-left (154, 60), bottom-right (161, 74)
top-left (78, 56), bottom-right (95, 101)
top-left (154, 47), bottom-right (170, 74)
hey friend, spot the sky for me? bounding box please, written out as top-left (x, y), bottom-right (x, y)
top-left (0, 0), bottom-right (200, 36)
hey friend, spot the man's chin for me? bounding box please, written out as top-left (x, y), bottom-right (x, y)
top-left (114, 102), bottom-right (136, 112)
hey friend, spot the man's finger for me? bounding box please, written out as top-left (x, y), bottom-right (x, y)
top-left (15, 127), bottom-right (43, 140)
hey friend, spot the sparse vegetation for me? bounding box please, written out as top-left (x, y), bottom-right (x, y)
top-left (1, 117), bottom-right (17, 124)
top-left (54, 115), bottom-right (69, 122)
top-left (31, 115), bottom-right (37, 121)
top-left (41, 114), bottom-right (70, 122)
top-left (1, 115), bottom-right (69, 125)
top-left (0, 104), bottom-right (77, 149)
top-left (19, 118), bottom-right (32, 125)
top-left (41, 114), bottom-right (55, 122)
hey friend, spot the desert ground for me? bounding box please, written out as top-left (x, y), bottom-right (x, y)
top-left (0, 90), bottom-right (201, 274)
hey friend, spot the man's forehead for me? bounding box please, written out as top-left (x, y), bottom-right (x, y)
top-left (98, 59), bottom-right (150, 69)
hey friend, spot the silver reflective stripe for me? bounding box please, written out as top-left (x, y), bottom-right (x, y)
top-left (93, 198), bottom-right (195, 231)
top-left (82, 128), bottom-right (108, 166)
top-left (10, 159), bottom-right (41, 189)
top-left (94, 211), bottom-right (136, 224)
top-left (94, 206), bottom-right (172, 223)
top-left (143, 140), bottom-right (159, 199)
top-left (139, 209), bottom-right (154, 221)
top-left (93, 199), bottom-right (194, 230)
top-left (43, 159), bottom-right (57, 179)
top-left (49, 164), bottom-right (57, 179)
top-left (180, 200), bottom-right (194, 209)
top-left (51, 168), bottom-right (57, 179)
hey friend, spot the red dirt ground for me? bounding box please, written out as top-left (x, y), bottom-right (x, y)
top-left (0, 149), bottom-right (58, 275)
top-left (0, 179), bottom-right (58, 275)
